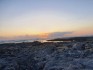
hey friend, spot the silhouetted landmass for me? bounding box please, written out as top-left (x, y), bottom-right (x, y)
top-left (47, 36), bottom-right (93, 42)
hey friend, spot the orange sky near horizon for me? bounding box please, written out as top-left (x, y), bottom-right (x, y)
top-left (0, 0), bottom-right (93, 40)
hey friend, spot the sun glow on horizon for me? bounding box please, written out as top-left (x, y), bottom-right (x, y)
top-left (0, 0), bottom-right (93, 40)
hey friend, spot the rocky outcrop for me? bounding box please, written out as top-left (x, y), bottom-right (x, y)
top-left (0, 41), bottom-right (93, 70)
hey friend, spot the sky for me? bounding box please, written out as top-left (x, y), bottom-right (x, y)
top-left (0, 0), bottom-right (93, 40)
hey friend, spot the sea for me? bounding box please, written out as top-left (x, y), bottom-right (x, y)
top-left (0, 39), bottom-right (64, 44)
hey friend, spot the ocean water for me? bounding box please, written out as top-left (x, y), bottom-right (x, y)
top-left (0, 39), bottom-right (42, 44)
top-left (0, 39), bottom-right (64, 44)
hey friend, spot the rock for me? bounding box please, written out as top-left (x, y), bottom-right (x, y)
top-left (0, 41), bottom-right (93, 70)
top-left (83, 59), bottom-right (93, 69)
top-left (72, 43), bottom-right (86, 50)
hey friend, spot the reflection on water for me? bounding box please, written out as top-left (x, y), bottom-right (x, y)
top-left (0, 39), bottom-right (66, 44)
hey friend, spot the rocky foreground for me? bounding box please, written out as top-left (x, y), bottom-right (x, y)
top-left (0, 41), bottom-right (93, 70)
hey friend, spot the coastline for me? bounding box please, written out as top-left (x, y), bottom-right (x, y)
top-left (0, 39), bottom-right (93, 70)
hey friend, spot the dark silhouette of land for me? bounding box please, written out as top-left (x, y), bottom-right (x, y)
top-left (48, 36), bottom-right (93, 42)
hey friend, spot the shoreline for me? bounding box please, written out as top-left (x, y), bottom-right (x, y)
top-left (0, 38), bottom-right (93, 70)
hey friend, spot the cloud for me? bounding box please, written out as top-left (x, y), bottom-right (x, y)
top-left (0, 32), bottom-right (73, 41)
top-left (47, 32), bottom-right (73, 39)
top-left (0, 35), bottom-right (40, 41)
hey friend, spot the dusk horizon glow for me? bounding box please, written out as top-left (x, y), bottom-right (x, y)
top-left (0, 0), bottom-right (93, 40)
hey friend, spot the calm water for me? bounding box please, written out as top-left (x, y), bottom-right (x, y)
top-left (0, 39), bottom-right (64, 44)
